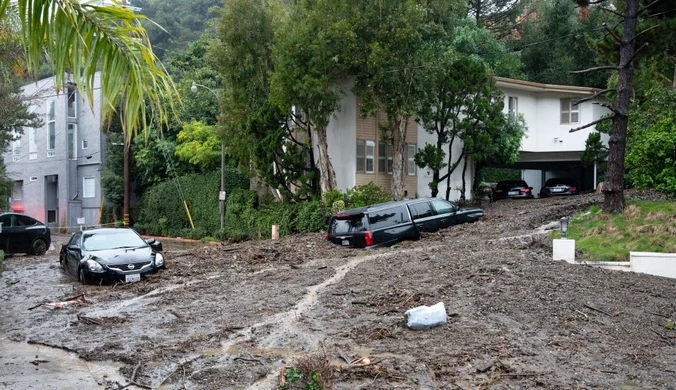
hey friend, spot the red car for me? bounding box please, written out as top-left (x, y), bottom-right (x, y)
top-left (492, 180), bottom-right (534, 201)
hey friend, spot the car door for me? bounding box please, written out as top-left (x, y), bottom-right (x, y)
top-left (15, 215), bottom-right (39, 253)
top-left (64, 232), bottom-right (83, 278)
top-left (430, 199), bottom-right (458, 229)
top-left (0, 214), bottom-right (13, 253)
top-left (408, 201), bottom-right (438, 232)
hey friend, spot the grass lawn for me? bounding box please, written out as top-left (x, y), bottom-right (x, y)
top-left (566, 200), bottom-right (676, 262)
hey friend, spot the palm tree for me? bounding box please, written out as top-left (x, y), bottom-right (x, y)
top-left (1, 0), bottom-right (179, 225)
top-left (0, 0), bottom-right (178, 139)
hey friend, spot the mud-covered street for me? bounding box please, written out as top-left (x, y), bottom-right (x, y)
top-left (2, 191), bottom-right (676, 389)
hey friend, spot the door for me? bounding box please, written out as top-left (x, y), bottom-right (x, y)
top-left (64, 232), bottom-right (83, 278)
top-left (408, 201), bottom-right (438, 232)
top-left (430, 199), bottom-right (458, 229)
top-left (0, 214), bottom-right (14, 253)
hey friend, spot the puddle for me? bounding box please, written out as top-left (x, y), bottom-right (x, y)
top-left (0, 339), bottom-right (127, 389)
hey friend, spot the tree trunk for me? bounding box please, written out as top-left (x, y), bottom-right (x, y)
top-left (390, 116), bottom-right (407, 200)
top-left (315, 125), bottom-right (337, 199)
top-left (603, 0), bottom-right (639, 214)
top-left (123, 141), bottom-right (131, 226)
top-left (459, 156), bottom-right (468, 205)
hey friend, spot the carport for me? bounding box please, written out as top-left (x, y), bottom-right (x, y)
top-left (489, 151), bottom-right (602, 194)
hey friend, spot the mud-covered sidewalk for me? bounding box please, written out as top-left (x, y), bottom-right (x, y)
top-left (1, 191), bottom-right (675, 389)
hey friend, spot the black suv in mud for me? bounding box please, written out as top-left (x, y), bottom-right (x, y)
top-left (326, 198), bottom-right (484, 248)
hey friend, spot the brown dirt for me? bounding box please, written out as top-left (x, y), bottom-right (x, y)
top-left (1, 189), bottom-right (676, 389)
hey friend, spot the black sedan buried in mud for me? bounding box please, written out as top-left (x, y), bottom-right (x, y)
top-left (327, 198), bottom-right (484, 248)
top-left (59, 228), bottom-right (164, 285)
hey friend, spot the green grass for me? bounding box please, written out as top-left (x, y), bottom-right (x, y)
top-left (563, 200), bottom-right (676, 262)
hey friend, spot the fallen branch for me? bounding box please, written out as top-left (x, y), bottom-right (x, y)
top-left (575, 309), bottom-right (589, 319)
top-left (234, 356), bottom-right (264, 365)
top-left (584, 304), bottom-right (612, 316)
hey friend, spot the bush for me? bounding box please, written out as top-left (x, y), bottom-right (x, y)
top-left (136, 168), bottom-right (249, 236)
top-left (345, 182), bottom-right (391, 208)
top-left (295, 201), bottom-right (330, 232)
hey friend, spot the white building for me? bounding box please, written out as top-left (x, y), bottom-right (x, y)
top-left (324, 77), bottom-right (610, 200)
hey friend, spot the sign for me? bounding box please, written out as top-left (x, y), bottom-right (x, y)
top-left (77, 217), bottom-right (85, 225)
top-left (219, 191), bottom-right (226, 201)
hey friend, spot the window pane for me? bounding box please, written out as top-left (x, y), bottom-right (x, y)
top-left (366, 141), bottom-right (375, 173)
top-left (410, 202), bottom-right (434, 220)
top-left (83, 177), bottom-right (95, 198)
top-left (68, 124), bottom-right (77, 159)
top-left (561, 113), bottom-right (569, 124)
top-left (356, 140), bottom-right (365, 173)
top-left (368, 207), bottom-right (402, 230)
top-left (378, 142), bottom-right (386, 173)
top-left (68, 87), bottom-right (76, 118)
top-left (386, 144), bottom-right (393, 174)
top-left (48, 99), bottom-right (55, 121)
top-left (48, 123), bottom-right (56, 150)
top-left (47, 210), bottom-right (57, 224)
top-left (407, 144), bottom-right (416, 175)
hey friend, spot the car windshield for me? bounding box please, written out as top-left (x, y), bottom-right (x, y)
top-left (82, 230), bottom-right (147, 251)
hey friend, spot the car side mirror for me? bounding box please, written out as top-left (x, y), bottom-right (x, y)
top-left (146, 238), bottom-right (163, 252)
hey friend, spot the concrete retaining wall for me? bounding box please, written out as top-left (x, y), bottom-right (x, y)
top-left (630, 252), bottom-right (676, 279)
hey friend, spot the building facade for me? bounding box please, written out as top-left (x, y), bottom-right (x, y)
top-left (4, 74), bottom-right (105, 230)
top-left (324, 77), bottom-right (610, 201)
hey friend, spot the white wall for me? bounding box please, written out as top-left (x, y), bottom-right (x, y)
top-left (416, 124), bottom-right (475, 201)
top-left (326, 78), bottom-right (357, 191)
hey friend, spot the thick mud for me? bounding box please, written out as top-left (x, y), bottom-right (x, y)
top-left (1, 190), bottom-right (675, 389)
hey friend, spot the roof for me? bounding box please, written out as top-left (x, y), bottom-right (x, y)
top-left (495, 77), bottom-right (602, 95)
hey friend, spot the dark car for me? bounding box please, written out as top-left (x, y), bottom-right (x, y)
top-left (0, 212), bottom-right (51, 255)
top-left (326, 198), bottom-right (484, 248)
top-left (492, 180), bottom-right (534, 201)
top-left (59, 228), bottom-right (164, 284)
top-left (539, 177), bottom-right (580, 198)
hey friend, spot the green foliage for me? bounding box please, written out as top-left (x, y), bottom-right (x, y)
top-left (0, 249), bottom-right (4, 269)
top-left (570, 200), bottom-right (676, 261)
top-left (344, 183), bottom-right (392, 208)
top-left (479, 168), bottom-right (521, 183)
top-left (626, 88), bottom-right (676, 196)
top-left (295, 201), bottom-right (331, 233)
top-left (175, 120), bottom-right (221, 170)
top-left (136, 169), bottom-right (249, 235)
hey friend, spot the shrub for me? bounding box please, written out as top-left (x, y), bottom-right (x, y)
top-left (136, 168), bottom-right (249, 236)
top-left (345, 182), bottom-right (391, 208)
top-left (295, 201), bottom-right (330, 232)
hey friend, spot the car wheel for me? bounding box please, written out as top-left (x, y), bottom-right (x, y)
top-left (79, 268), bottom-right (89, 285)
top-left (30, 238), bottom-right (48, 256)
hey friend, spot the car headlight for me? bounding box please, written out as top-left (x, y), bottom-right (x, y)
top-left (85, 260), bottom-right (104, 272)
top-left (155, 253), bottom-right (164, 267)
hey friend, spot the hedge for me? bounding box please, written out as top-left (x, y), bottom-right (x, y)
top-left (135, 168), bottom-right (249, 236)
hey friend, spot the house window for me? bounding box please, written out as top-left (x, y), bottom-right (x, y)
top-left (378, 142), bottom-right (393, 174)
top-left (29, 128), bottom-right (37, 160)
top-left (83, 177), bottom-right (95, 198)
top-left (68, 124), bottom-right (77, 159)
top-left (561, 98), bottom-right (580, 124)
top-left (67, 85), bottom-right (77, 119)
top-left (82, 139), bottom-right (88, 149)
top-left (47, 210), bottom-right (57, 224)
top-left (48, 99), bottom-right (56, 156)
top-left (29, 176), bottom-right (38, 182)
top-left (12, 139), bottom-right (20, 162)
top-left (508, 96), bottom-right (518, 119)
top-left (356, 139), bottom-right (375, 173)
top-left (406, 143), bottom-right (417, 176)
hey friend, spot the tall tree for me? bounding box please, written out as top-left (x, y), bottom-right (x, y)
top-left (570, 0), bottom-right (659, 213)
top-left (346, 0), bottom-right (428, 200)
top-left (212, 0), bottom-right (318, 200)
top-left (270, 0), bottom-right (349, 198)
top-left (468, 0), bottom-right (525, 37)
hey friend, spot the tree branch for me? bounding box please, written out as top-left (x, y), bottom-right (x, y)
top-left (633, 24), bottom-right (660, 42)
top-left (594, 101), bottom-right (619, 114)
top-left (600, 7), bottom-right (625, 18)
top-left (569, 116), bottom-right (614, 133)
top-left (602, 22), bottom-right (622, 42)
top-left (638, 0), bottom-right (662, 16)
top-left (573, 88), bottom-right (616, 105)
top-left (570, 65), bottom-right (619, 75)
top-left (626, 43), bottom-right (649, 65)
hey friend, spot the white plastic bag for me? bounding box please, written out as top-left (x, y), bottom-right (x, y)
top-left (404, 302), bottom-right (447, 330)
